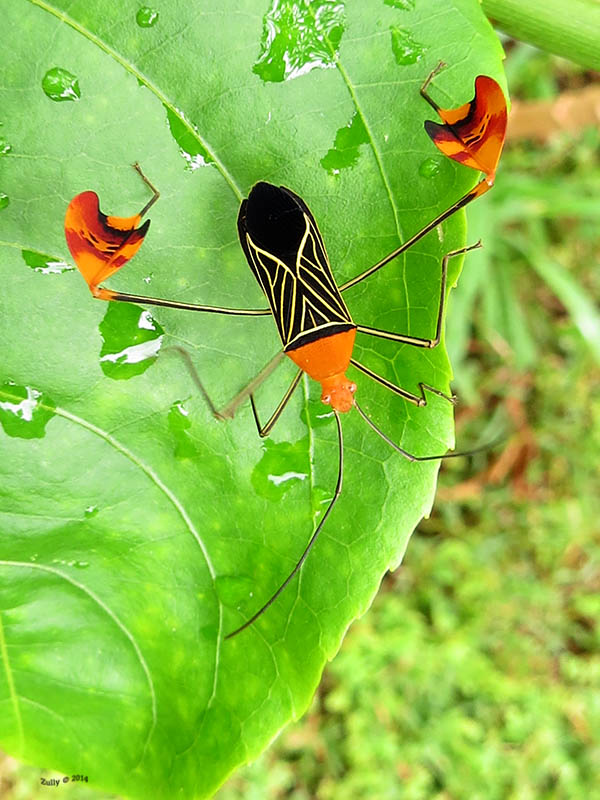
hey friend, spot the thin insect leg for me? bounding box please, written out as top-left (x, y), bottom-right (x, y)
top-left (91, 164), bottom-right (272, 313)
top-left (94, 284), bottom-right (273, 315)
top-left (416, 382), bottom-right (456, 405)
top-left (354, 400), bottom-right (503, 462)
top-left (350, 358), bottom-right (456, 407)
top-left (132, 162), bottom-right (160, 218)
top-left (165, 346), bottom-right (285, 421)
top-left (341, 61), bottom-right (489, 295)
top-left (339, 182), bottom-right (490, 292)
top-left (225, 410), bottom-right (344, 639)
top-left (218, 352), bottom-right (286, 420)
top-left (355, 242), bottom-right (482, 347)
top-left (419, 60), bottom-right (447, 113)
top-left (250, 370), bottom-right (303, 438)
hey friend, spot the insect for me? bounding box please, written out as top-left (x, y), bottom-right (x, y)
top-left (65, 66), bottom-right (507, 637)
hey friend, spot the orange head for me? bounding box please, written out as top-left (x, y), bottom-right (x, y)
top-left (320, 374), bottom-right (357, 413)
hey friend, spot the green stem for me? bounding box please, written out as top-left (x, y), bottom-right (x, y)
top-left (482, 0), bottom-right (600, 70)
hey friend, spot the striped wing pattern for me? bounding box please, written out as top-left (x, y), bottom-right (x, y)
top-left (243, 210), bottom-right (354, 351)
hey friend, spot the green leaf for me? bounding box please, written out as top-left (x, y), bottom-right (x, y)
top-left (0, 1), bottom-right (504, 797)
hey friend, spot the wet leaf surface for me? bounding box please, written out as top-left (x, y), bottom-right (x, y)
top-left (0, 1), bottom-right (504, 797)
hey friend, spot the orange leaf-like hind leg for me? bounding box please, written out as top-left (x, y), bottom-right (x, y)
top-left (340, 72), bottom-right (507, 292)
top-left (66, 164), bottom-right (272, 316)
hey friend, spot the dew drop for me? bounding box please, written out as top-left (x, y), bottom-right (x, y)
top-left (384, 0), bottom-right (415, 9)
top-left (269, 470), bottom-right (308, 487)
top-left (164, 105), bottom-right (213, 170)
top-left (42, 67), bottom-right (81, 102)
top-left (0, 124), bottom-right (11, 156)
top-left (168, 400), bottom-right (199, 460)
top-left (419, 156), bottom-right (443, 178)
top-left (22, 249), bottom-right (74, 275)
top-left (299, 395), bottom-right (332, 429)
top-left (0, 381), bottom-right (56, 439)
top-left (321, 111), bottom-right (369, 174)
top-left (390, 26), bottom-right (425, 65)
top-left (99, 302), bottom-right (164, 380)
top-left (137, 309), bottom-right (157, 330)
top-left (311, 485), bottom-right (334, 522)
top-left (251, 437), bottom-right (310, 501)
top-left (85, 505), bottom-right (99, 518)
top-left (0, 193), bottom-right (9, 210)
top-left (253, 0), bottom-right (345, 83)
top-left (136, 6), bottom-right (159, 27)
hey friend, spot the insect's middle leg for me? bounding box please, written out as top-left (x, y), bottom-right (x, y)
top-left (166, 346), bottom-right (286, 420)
top-left (355, 242), bottom-right (481, 350)
top-left (250, 370), bottom-right (303, 438)
top-left (351, 243), bottom-right (481, 406)
top-left (167, 346), bottom-right (303, 438)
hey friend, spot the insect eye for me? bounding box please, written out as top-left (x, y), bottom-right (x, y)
top-left (349, 383), bottom-right (357, 394)
top-left (322, 394), bottom-right (331, 405)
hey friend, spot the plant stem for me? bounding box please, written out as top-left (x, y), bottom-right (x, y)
top-left (482, 0), bottom-right (600, 70)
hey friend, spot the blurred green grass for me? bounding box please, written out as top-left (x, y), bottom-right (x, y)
top-left (3, 43), bottom-right (599, 800)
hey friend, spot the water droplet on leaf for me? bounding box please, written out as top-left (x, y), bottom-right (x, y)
top-left (384, 0), bottom-right (415, 9)
top-left (22, 249), bottom-right (74, 274)
top-left (253, 0), bottom-right (345, 83)
top-left (419, 156), bottom-right (443, 178)
top-left (251, 438), bottom-right (310, 501)
top-left (164, 105), bottom-right (213, 170)
top-left (321, 111), bottom-right (369, 173)
top-left (99, 303), bottom-right (164, 380)
top-left (42, 67), bottom-right (81, 102)
top-left (300, 396), bottom-right (332, 429)
top-left (136, 6), bottom-right (159, 26)
top-left (0, 193), bottom-right (9, 210)
top-left (0, 381), bottom-right (56, 439)
top-left (390, 26), bottom-right (425, 65)
top-left (168, 400), bottom-right (199, 459)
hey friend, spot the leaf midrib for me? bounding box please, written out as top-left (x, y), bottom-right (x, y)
top-left (27, 0), bottom-right (244, 201)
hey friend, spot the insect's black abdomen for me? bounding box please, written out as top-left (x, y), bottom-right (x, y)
top-left (242, 182), bottom-right (306, 259)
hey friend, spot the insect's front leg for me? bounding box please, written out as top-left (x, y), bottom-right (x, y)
top-left (355, 242), bottom-right (481, 347)
top-left (132, 162), bottom-right (160, 218)
top-left (352, 243), bottom-right (481, 405)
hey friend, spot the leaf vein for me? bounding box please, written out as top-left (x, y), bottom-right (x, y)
top-left (26, 0), bottom-right (242, 201)
top-left (0, 559), bottom-right (156, 760)
top-left (0, 609), bottom-right (24, 756)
